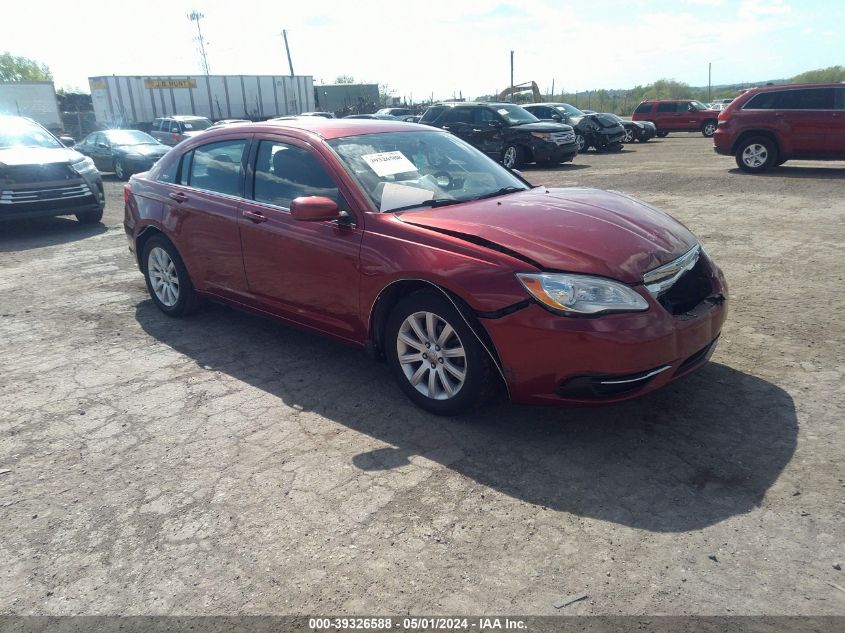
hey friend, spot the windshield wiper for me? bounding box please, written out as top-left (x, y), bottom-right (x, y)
top-left (390, 198), bottom-right (462, 213)
top-left (470, 186), bottom-right (526, 202)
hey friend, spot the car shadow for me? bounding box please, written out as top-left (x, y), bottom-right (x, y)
top-left (0, 217), bottom-right (107, 252)
top-left (135, 299), bottom-right (797, 533)
top-left (728, 166), bottom-right (845, 180)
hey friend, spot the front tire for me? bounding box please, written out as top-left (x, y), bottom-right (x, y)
top-left (701, 120), bottom-right (717, 137)
top-left (657, 130), bottom-right (669, 138)
top-left (114, 158), bottom-right (128, 181)
top-left (502, 144), bottom-right (525, 169)
top-left (735, 137), bottom-right (778, 173)
top-left (142, 235), bottom-right (199, 317)
top-left (575, 134), bottom-right (588, 152)
top-left (385, 291), bottom-right (492, 415)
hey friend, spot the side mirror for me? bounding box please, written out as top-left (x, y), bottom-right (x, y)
top-left (551, 114), bottom-right (562, 122)
top-left (96, 142), bottom-right (109, 148)
top-left (290, 196), bottom-right (342, 222)
top-left (59, 136), bottom-right (76, 147)
top-left (489, 119), bottom-right (503, 128)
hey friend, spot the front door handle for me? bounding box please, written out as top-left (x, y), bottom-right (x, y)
top-left (168, 191), bottom-right (188, 203)
top-left (243, 210), bottom-right (268, 223)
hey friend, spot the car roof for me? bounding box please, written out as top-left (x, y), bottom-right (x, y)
top-left (742, 82), bottom-right (844, 93)
top-left (163, 115), bottom-right (210, 121)
top-left (432, 102), bottom-right (515, 108)
top-left (201, 117), bottom-right (437, 141)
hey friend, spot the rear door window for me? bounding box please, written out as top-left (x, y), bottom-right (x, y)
top-left (446, 108), bottom-right (474, 124)
top-left (656, 102), bottom-right (676, 112)
top-left (186, 139), bottom-right (248, 197)
top-left (634, 103), bottom-right (653, 114)
top-left (835, 87), bottom-right (845, 111)
top-left (420, 106), bottom-right (447, 124)
top-left (792, 88), bottom-right (834, 110)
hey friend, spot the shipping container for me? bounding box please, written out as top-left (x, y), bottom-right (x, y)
top-left (88, 75), bottom-right (316, 128)
top-left (0, 81), bottom-right (62, 131)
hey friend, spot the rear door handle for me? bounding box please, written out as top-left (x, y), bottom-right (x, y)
top-left (243, 210), bottom-right (268, 223)
top-left (168, 191), bottom-right (188, 203)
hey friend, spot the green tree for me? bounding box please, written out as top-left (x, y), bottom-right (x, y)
top-left (334, 75), bottom-right (355, 84)
top-left (791, 66), bottom-right (845, 83)
top-left (0, 52), bottom-right (52, 81)
top-left (379, 83), bottom-right (397, 106)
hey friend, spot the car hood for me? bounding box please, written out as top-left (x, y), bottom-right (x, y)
top-left (513, 121), bottom-right (574, 133)
top-left (0, 146), bottom-right (82, 167)
top-left (398, 188), bottom-right (697, 283)
top-left (117, 144), bottom-right (169, 158)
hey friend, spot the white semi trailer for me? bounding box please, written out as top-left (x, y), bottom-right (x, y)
top-left (89, 75), bottom-right (316, 128)
top-left (0, 81), bottom-right (62, 131)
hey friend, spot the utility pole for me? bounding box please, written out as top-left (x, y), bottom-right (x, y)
top-left (509, 50), bottom-right (514, 102)
top-left (282, 30), bottom-right (295, 77)
top-left (708, 62), bottom-right (712, 102)
top-left (188, 10), bottom-right (210, 75)
top-left (551, 78), bottom-right (555, 100)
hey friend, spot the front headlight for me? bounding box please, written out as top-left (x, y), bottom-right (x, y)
top-left (516, 272), bottom-right (649, 315)
top-left (71, 156), bottom-right (98, 175)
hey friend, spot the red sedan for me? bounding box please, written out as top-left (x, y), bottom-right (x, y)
top-left (124, 118), bottom-right (727, 415)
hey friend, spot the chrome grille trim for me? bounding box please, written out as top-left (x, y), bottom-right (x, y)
top-left (643, 244), bottom-right (701, 297)
top-left (1, 183), bottom-right (93, 205)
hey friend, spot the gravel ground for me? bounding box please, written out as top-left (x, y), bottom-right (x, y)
top-left (0, 134), bottom-right (843, 616)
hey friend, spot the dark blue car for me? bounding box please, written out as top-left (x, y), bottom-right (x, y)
top-left (75, 130), bottom-right (169, 180)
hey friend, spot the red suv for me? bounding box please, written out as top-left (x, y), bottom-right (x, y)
top-left (713, 83), bottom-right (845, 172)
top-left (632, 100), bottom-right (720, 138)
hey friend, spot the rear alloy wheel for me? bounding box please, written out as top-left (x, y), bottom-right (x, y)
top-left (386, 291), bottom-right (492, 415)
top-left (701, 120), bottom-right (717, 137)
top-left (142, 235), bottom-right (199, 316)
top-left (575, 134), bottom-right (588, 152)
top-left (623, 128), bottom-right (635, 143)
top-left (735, 137), bottom-right (778, 173)
top-left (502, 144), bottom-right (524, 169)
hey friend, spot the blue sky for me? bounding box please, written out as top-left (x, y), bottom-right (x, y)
top-left (2, 0), bottom-right (842, 100)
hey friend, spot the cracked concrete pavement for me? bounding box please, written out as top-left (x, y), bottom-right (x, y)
top-left (0, 136), bottom-right (843, 615)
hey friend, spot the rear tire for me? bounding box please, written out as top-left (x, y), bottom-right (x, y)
top-left (385, 290), bottom-right (493, 416)
top-left (735, 137), bottom-right (778, 173)
top-left (142, 235), bottom-right (200, 317)
top-left (75, 208), bottom-right (103, 224)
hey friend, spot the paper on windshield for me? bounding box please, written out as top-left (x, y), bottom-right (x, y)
top-left (361, 151), bottom-right (418, 177)
top-left (379, 182), bottom-right (433, 212)
top-left (497, 108), bottom-right (510, 115)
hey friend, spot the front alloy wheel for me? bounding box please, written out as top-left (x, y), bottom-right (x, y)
top-left (397, 311), bottom-right (467, 401)
top-left (702, 120), bottom-right (717, 137)
top-left (386, 291), bottom-right (493, 415)
top-left (575, 134), bottom-right (587, 152)
top-left (623, 128), bottom-right (635, 143)
top-left (502, 145), bottom-right (523, 169)
top-left (114, 158), bottom-right (127, 180)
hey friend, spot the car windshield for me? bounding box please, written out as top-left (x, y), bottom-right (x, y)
top-left (327, 130), bottom-right (529, 213)
top-left (0, 117), bottom-right (62, 149)
top-left (493, 104), bottom-right (539, 125)
top-left (106, 130), bottom-right (158, 146)
top-left (554, 104), bottom-right (585, 117)
top-left (180, 119), bottom-right (212, 130)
